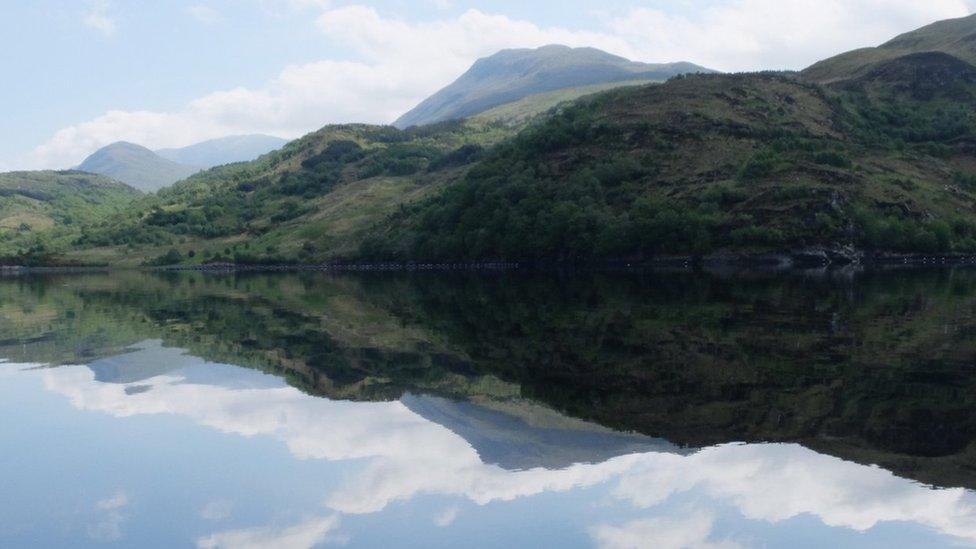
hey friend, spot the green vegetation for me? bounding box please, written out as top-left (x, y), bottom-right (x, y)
top-left (0, 171), bottom-right (141, 265)
top-left (363, 67), bottom-right (976, 261)
top-left (67, 120), bottom-right (514, 266)
top-left (42, 64), bottom-right (976, 266)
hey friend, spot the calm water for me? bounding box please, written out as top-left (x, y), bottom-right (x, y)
top-left (2, 269), bottom-right (976, 548)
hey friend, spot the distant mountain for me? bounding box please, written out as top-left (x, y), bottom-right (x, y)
top-left (78, 142), bottom-right (199, 192)
top-left (393, 45), bottom-right (714, 128)
top-left (803, 13), bottom-right (976, 83)
top-left (156, 134), bottom-right (288, 169)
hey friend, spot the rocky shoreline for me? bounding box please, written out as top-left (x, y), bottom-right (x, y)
top-left (6, 246), bottom-right (976, 275)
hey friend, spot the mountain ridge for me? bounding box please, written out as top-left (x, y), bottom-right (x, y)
top-left (155, 134), bottom-right (288, 169)
top-left (78, 135), bottom-right (291, 193)
top-left (393, 44), bottom-right (714, 128)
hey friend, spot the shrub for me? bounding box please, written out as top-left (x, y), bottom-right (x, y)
top-left (730, 225), bottom-right (786, 247)
top-left (813, 151), bottom-right (852, 168)
top-left (738, 150), bottom-right (782, 181)
top-left (146, 248), bottom-right (183, 266)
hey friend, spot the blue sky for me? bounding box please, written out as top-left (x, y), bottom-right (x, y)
top-left (2, 0), bottom-right (973, 170)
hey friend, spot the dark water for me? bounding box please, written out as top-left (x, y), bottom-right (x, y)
top-left (1, 269), bottom-right (976, 548)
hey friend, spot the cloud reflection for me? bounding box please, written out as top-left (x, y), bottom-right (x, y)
top-left (590, 512), bottom-right (742, 549)
top-left (88, 492), bottom-right (129, 542)
top-left (196, 514), bottom-right (341, 549)
top-left (35, 353), bottom-right (976, 544)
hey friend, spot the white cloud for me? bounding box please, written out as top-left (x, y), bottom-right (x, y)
top-left (197, 515), bottom-right (341, 549)
top-left (590, 512), bottom-right (743, 549)
top-left (83, 0), bottom-right (117, 37)
top-left (187, 5), bottom-right (221, 24)
top-left (433, 506), bottom-right (459, 527)
top-left (24, 1), bottom-right (973, 169)
top-left (201, 500), bottom-right (234, 521)
top-left (87, 492), bottom-right (129, 542)
top-left (609, 444), bottom-right (976, 541)
top-left (601, 0), bottom-right (972, 72)
top-left (258, 0), bottom-right (332, 16)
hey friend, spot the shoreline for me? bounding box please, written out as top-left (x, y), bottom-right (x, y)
top-left (6, 250), bottom-right (976, 275)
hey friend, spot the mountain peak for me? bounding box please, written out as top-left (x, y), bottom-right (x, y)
top-left (393, 45), bottom-right (714, 128)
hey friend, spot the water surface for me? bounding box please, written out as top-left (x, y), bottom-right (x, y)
top-left (2, 269), bottom-right (976, 548)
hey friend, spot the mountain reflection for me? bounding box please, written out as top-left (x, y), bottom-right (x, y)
top-left (2, 269), bottom-right (976, 506)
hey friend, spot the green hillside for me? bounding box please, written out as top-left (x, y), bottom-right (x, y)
top-left (803, 13), bottom-right (976, 83)
top-left (68, 121), bottom-right (514, 266)
top-left (66, 66), bottom-right (976, 266)
top-left (0, 170), bottom-right (141, 264)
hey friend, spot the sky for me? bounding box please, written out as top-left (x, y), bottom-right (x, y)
top-left (2, 0), bottom-right (975, 171)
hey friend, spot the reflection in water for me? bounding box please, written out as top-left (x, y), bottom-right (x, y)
top-left (2, 270), bottom-right (976, 547)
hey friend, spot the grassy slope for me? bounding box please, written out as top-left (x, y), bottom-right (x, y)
top-left (0, 171), bottom-right (141, 263)
top-left (803, 13), bottom-right (976, 83)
